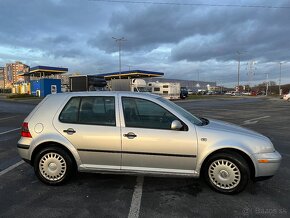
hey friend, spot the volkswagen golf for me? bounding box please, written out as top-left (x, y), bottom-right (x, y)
top-left (17, 92), bottom-right (281, 194)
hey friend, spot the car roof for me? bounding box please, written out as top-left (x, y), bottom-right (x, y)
top-left (48, 91), bottom-right (161, 99)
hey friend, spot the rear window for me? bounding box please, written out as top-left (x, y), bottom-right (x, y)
top-left (59, 96), bottom-right (116, 126)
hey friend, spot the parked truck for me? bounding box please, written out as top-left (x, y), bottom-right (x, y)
top-left (110, 79), bottom-right (149, 92)
top-left (69, 75), bottom-right (107, 92)
top-left (148, 82), bottom-right (181, 100)
top-left (110, 79), bottom-right (182, 100)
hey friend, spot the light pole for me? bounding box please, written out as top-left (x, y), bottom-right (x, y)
top-left (279, 62), bottom-right (282, 95)
top-left (236, 51), bottom-right (246, 91)
top-left (196, 71), bottom-right (200, 87)
top-left (112, 37), bottom-right (126, 79)
top-left (246, 61), bottom-right (256, 93)
top-left (126, 65), bottom-right (132, 71)
top-left (265, 73), bottom-right (269, 96)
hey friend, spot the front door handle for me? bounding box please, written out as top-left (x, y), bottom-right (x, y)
top-left (63, 128), bottom-right (76, 135)
top-left (123, 132), bottom-right (137, 139)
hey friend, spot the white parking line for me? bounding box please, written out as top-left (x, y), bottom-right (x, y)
top-left (0, 160), bottom-right (24, 177)
top-left (242, 116), bottom-right (270, 125)
top-left (0, 116), bottom-right (17, 121)
top-left (128, 176), bottom-right (144, 218)
top-left (0, 127), bottom-right (21, 135)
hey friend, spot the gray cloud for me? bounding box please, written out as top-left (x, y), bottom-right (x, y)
top-left (0, 0), bottom-right (290, 85)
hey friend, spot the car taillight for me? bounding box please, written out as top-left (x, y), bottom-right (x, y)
top-left (21, 122), bottom-right (32, 138)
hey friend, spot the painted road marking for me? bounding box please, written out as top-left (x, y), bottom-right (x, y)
top-left (0, 160), bottom-right (24, 177)
top-left (242, 116), bottom-right (270, 125)
top-left (0, 116), bottom-right (17, 121)
top-left (128, 176), bottom-right (144, 218)
top-left (0, 127), bottom-right (21, 135)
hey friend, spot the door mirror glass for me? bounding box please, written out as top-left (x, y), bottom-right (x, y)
top-left (171, 120), bottom-right (183, 130)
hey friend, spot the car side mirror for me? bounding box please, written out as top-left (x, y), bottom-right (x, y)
top-left (171, 120), bottom-right (183, 130)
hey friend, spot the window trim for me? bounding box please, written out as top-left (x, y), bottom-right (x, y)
top-left (121, 97), bottom-right (188, 131)
top-left (59, 96), bottom-right (117, 127)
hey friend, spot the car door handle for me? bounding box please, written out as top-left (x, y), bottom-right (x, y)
top-left (63, 128), bottom-right (76, 135)
top-left (123, 132), bottom-right (137, 139)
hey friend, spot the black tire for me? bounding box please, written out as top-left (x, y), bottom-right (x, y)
top-left (34, 146), bottom-right (74, 185)
top-left (203, 151), bottom-right (250, 194)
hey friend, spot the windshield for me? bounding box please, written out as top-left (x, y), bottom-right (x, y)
top-left (158, 97), bottom-right (203, 126)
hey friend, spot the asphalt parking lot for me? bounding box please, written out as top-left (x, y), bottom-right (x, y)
top-left (0, 96), bottom-right (289, 218)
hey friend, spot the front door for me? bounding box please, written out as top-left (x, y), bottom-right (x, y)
top-left (53, 95), bottom-right (121, 169)
top-left (120, 97), bottom-right (197, 174)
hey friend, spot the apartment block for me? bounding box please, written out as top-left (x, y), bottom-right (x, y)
top-left (4, 61), bottom-right (30, 87)
top-left (0, 67), bottom-right (4, 88)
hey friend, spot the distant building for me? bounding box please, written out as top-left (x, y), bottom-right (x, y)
top-left (144, 78), bottom-right (216, 92)
top-left (95, 70), bottom-right (215, 91)
top-left (4, 61), bottom-right (30, 87)
top-left (0, 67), bottom-right (4, 88)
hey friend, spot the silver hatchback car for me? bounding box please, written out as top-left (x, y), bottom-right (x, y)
top-left (17, 92), bottom-right (281, 194)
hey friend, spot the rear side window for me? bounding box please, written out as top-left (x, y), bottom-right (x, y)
top-left (79, 96), bottom-right (115, 126)
top-left (59, 96), bottom-right (116, 126)
top-left (59, 97), bottom-right (80, 123)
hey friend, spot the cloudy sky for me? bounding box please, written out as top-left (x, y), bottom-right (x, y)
top-left (1, 0), bottom-right (290, 87)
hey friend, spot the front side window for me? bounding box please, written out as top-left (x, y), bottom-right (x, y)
top-left (158, 97), bottom-right (202, 126)
top-left (59, 96), bottom-right (116, 126)
top-left (122, 97), bottom-right (179, 130)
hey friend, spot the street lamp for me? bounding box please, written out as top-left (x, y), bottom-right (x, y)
top-left (278, 62), bottom-right (287, 95)
top-left (112, 37), bottom-right (126, 79)
top-left (236, 51), bottom-right (247, 90)
top-left (279, 62), bottom-right (282, 95)
top-left (126, 65), bottom-right (132, 71)
top-left (265, 73), bottom-right (269, 96)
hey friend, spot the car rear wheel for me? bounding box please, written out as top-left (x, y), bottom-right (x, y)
top-left (34, 147), bottom-right (74, 185)
top-left (203, 152), bottom-right (250, 194)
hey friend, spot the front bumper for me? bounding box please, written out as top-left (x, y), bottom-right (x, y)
top-left (252, 151), bottom-right (282, 177)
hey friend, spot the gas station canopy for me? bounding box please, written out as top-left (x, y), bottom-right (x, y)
top-left (24, 66), bottom-right (68, 77)
top-left (96, 70), bottom-right (164, 80)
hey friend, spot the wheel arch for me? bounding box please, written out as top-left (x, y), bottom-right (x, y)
top-left (31, 141), bottom-right (77, 170)
top-left (200, 148), bottom-right (256, 180)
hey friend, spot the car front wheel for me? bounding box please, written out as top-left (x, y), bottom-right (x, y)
top-left (203, 152), bottom-right (250, 194)
top-left (34, 147), bottom-right (74, 185)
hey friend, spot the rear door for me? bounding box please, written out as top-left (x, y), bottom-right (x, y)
top-left (53, 94), bottom-right (121, 170)
top-left (120, 96), bottom-right (197, 174)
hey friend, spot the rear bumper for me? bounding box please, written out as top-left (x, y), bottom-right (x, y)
top-left (17, 143), bottom-right (31, 163)
top-left (252, 151), bottom-right (282, 177)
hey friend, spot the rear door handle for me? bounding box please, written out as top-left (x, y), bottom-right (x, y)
top-left (63, 128), bottom-right (76, 135)
top-left (123, 132), bottom-right (137, 139)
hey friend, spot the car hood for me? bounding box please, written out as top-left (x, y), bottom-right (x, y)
top-left (204, 119), bottom-right (266, 139)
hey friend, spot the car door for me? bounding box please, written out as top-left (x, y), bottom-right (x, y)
top-left (120, 96), bottom-right (197, 174)
top-left (53, 95), bottom-right (121, 170)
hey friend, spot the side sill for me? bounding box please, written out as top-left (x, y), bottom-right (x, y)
top-left (79, 164), bottom-right (199, 178)
top-left (253, 175), bottom-right (274, 182)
